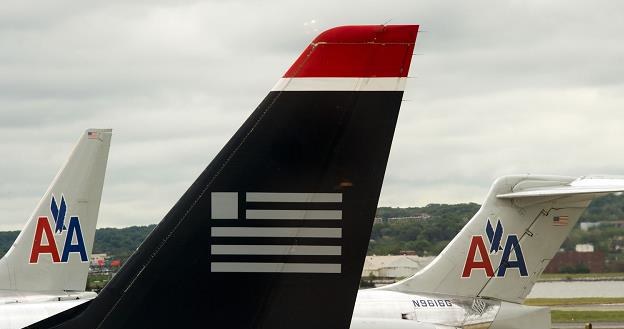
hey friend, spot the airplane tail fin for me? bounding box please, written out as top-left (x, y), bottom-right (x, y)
top-left (383, 175), bottom-right (624, 303)
top-left (0, 129), bottom-right (112, 292)
top-left (30, 25), bottom-right (419, 329)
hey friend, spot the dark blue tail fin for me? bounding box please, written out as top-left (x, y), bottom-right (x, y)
top-left (29, 24), bottom-right (419, 329)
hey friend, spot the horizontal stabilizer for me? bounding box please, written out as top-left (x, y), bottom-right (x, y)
top-left (497, 176), bottom-right (624, 199)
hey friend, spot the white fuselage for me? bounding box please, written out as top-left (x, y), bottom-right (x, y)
top-left (351, 289), bottom-right (498, 329)
top-left (351, 289), bottom-right (550, 329)
top-left (0, 290), bottom-right (95, 329)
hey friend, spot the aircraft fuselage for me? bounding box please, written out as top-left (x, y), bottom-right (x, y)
top-left (351, 289), bottom-right (550, 329)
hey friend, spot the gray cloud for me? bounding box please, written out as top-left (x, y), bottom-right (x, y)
top-left (1, 0), bottom-right (624, 229)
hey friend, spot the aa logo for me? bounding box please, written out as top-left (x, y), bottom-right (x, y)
top-left (29, 195), bottom-right (88, 264)
top-left (461, 218), bottom-right (528, 278)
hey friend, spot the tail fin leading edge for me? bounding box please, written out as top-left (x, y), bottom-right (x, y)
top-left (33, 25), bottom-right (419, 329)
top-left (384, 175), bottom-right (624, 303)
top-left (0, 129), bottom-right (112, 292)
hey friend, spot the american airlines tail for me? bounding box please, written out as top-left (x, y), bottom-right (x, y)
top-left (0, 129), bottom-right (112, 293)
top-left (29, 25), bottom-right (419, 329)
top-left (383, 174), bottom-right (624, 304)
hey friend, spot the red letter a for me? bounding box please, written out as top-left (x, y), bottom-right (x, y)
top-left (462, 235), bottom-right (494, 278)
top-left (29, 217), bottom-right (60, 263)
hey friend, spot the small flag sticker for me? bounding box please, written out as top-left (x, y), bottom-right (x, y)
top-left (87, 131), bottom-right (98, 139)
top-left (553, 215), bottom-right (569, 226)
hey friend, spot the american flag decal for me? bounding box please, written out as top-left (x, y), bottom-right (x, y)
top-left (209, 192), bottom-right (343, 273)
top-left (87, 131), bottom-right (98, 139)
top-left (553, 215), bottom-right (569, 226)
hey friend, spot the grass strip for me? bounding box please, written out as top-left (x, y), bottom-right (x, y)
top-left (551, 310), bottom-right (624, 323)
top-left (526, 298), bottom-right (624, 306)
top-left (539, 272), bottom-right (624, 281)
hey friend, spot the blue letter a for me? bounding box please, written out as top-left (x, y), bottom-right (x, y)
top-left (61, 216), bottom-right (88, 262)
top-left (497, 235), bottom-right (528, 277)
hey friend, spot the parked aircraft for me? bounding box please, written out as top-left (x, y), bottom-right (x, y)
top-left (0, 129), bottom-right (111, 328)
top-left (352, 175), bottom-right (624, 329)
top-left (27, 25), bottom-right (624, 329)
top-left (27, 25), bottom-right (420, 328)
top-left (25, 24), bottom-right (624, 329)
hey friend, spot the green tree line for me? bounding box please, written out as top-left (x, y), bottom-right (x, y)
top-left (1, 193), bottom-right (623, 259)
top-left (370, 194), bottom-right (624, 256)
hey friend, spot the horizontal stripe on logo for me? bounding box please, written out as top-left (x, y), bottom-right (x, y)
top-left (211, 227), bottom-right (342, 238)
top-left (246, 192), bottom-right (342, 203)
top-left (211, 245), bottom-right (341, 256)
top-left (210, 262), bottom-right (341, 273)
top-left (246, 210), bottom-right (342, 220)
top-left (245, 202), bottom-right (342, 211)
top-left (271, 78), bottom-right (406, 92)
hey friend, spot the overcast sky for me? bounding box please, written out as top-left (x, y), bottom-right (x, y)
top-left (1, 0), bottom-right (623, 229)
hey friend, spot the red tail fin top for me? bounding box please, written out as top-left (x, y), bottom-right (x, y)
top-left (284, 25), bottom-right (419, 78)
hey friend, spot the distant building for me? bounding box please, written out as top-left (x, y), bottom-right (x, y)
top-left (544, 251), bottom-right (605, 273)
top-left (90, 253), bottom-right (107, 267)
top-left (362, 255), bottom-right (434, 279)
top-left (580, 220), bottom-right (624, 231)
top-left (387, 214), bottom-right (431, 223)
top-left (609, 220), bottom-right (624, 228)
top-left (580, 222), bottom-right (601, 231)
top-left (575, 244), bottom-right (595, 252)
